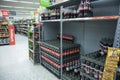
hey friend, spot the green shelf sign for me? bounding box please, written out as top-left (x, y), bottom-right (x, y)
top-left (40, 0), bottom-right (50, 7)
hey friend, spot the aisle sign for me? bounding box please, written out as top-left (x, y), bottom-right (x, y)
top-left (102, 47), bottom-right (120, 80)
top-left (1, 10), bottom-right (9, 17)
top-left (8, 25), bottom-right (15, 45)
top-left (40, 0), bottom-right (50, 7)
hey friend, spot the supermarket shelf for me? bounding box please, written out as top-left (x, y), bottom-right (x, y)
top-left (80, 71), bottom-right (97, 80)
top-left (0, 36), bottom-right (9, 38)
top-left (21, 30), bottom-right (28, 34)
top-left (81, 55), bottom-right (104, 66)
top-left (41, 16), bottom-right (119, 23)
top-left (0, 32), bottom-right (8, 34)
top-left (29, 39), bottom-right (33, 42)
top-left (35, 41), bottom-right (41, 44)
top-left (29, 31), bottom-right (33, 33)
top-left (41, 19), bottom-right (60, 22)
top-left (0, 28), bottom-right (7, 29)
top-left (18, 23), bottom-right (28, 25)
top-left (64, 15), bottom-right (119, 21)
top-left (0, 43), bottom-right (9, 45)
top-left (29, 48), bottom-right (34, 53)
top-left (19, 28), bottom-right (28, 31)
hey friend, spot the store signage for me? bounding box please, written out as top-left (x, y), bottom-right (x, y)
top-left (1, 10), bottom-right (9, 17)
top-left (102, 47), bottom-right (120, 80)
top-left (9, 11), bottom-right (16, 16)
top-left (8, 25), bottom-right (15, 45)
top-left (40, 0), bottom-right (50, 7)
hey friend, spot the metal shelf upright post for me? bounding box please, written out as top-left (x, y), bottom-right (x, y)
top-left (60, 6), bottom-right (63, 80)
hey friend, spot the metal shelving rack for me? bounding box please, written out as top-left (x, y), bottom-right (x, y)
top-left (28, 23), bottom-right (41, 64)
top-left (40, 0), bottom-right (120, 80)
top-left (0, 22), bottom-right (10, 45)
top-left (28, 25), bottom-right (34, 63)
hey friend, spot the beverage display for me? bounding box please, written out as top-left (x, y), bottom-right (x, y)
top-left (81, 51), bottom-right (105, 80)
top-left (50, 9), bottom-right (57, 20)
top-left (28, 23), bottom-right (41, 63)
top-left (41, 0), bottom-right (93, 20)
top-left (83, 0), bottom-right (93, 17)
top-left (40, 39), bottom-right (80, 78)
top-left (77, 0), bottom-right (93, 17)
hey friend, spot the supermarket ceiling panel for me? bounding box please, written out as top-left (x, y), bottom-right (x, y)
top-left (0, 0), bottom-right (40, 16)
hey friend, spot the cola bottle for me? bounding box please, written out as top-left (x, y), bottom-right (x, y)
top-left (77, 0), bottom-right (84, 17)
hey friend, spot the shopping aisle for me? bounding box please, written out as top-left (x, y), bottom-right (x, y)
top-left (0, 34), bottom-right (58, 80)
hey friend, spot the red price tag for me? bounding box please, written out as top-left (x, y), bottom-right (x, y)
top-left (1, 10), bottom-right (9, 17)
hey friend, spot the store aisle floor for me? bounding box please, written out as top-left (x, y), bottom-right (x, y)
top-left (0, 34), bottom-right (58, 80)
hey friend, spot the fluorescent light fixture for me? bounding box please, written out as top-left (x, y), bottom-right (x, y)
top-left (0, 5), bottom-right (37, 10)
top-left (0, 5), bottom-right (12, 8)
top-left (3, 0), bottom-right (39, 5)
top-left (10, 10), bottom-right (34, 13)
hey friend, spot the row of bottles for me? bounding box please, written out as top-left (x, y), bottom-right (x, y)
top-left (63, 60), bottom-right (81, 80)
top-left (0, 33), bottom-right (9, 37)
top-left (41, 9), bottom-right (60, 20)
top-left (98, 38), bottom-right (113, 57)
top-left (78, 0), bottom-right (93, 17)
top-left (41, 0), bottom-right (93, 20)
top-left (81, 58), bottom-right (104, 80)
top-left (0, 38), bottom-right (9, 44)
top-left (0, 28), bottom-right (8, 32)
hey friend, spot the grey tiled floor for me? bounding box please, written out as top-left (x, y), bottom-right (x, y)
top-left (0, 34), bottom-right (59, 80)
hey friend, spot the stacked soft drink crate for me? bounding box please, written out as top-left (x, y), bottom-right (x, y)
top-left (81, 38), bottom-right (113, 80)
top-left (40, 39), bottom-right (80, 79)
top-left (81, 52), bottom-right (105, 80)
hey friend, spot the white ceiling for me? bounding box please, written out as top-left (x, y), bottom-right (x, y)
top-left (0, 0), bottom-right (40, 19)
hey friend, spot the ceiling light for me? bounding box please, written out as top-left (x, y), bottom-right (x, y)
top-left (0, 5), bottom-right (37, 10)
top-left (3, 0), bottom-right (39, 5)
